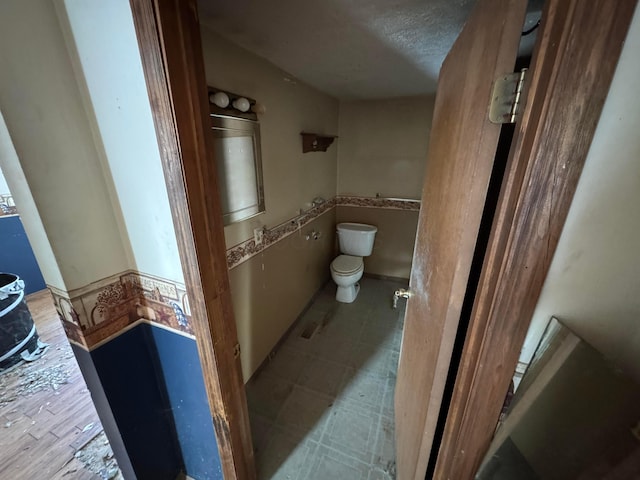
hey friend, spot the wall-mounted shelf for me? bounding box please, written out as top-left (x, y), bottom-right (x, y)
top-left (300, 132), bottom-right (337, 153)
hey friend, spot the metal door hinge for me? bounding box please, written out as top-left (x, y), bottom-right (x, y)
top-left (233, 343), bottom-right (241, 359)
top-left (489, 68), bottom-right (527, 124)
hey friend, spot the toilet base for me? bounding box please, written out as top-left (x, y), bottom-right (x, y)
top-left (336, 282), bottom-right (360, 303)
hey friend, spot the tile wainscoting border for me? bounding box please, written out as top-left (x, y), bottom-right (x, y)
top-left (46, 195), bottom-right (421, 348)
top-left (0, 193), bottom-right (17, 216)
top-left (49, 271), bottom-right (193, 350)
top-left (225, 195), bottom-right (421, 270)
top-left (334, 195), bottom-right (421, 211)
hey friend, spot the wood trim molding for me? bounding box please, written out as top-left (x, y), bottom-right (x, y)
top-left (129, 0), bottom-right (255, 479)
top-left (433, 0), bottom-right (637, 478)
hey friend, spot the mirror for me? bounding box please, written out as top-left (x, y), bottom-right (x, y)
top-left (210, 114), bottom-right (265, 225)
top-left (476, 317), bottom-right (640, 480)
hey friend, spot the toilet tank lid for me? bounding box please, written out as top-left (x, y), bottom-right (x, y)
top-left (336, 223), bottom-right (378, 233)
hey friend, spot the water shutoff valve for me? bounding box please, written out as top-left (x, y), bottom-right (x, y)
top-left (305, 230), bottom-right (322, 241)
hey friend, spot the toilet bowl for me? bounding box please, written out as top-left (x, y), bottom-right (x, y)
top-left (330, 223), bottom-right (377, 303)
top-left (330, 255), bottom-right (364, 303)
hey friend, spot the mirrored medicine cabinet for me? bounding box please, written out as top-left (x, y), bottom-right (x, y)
top-left (209, 87), bottom-right (265, 226)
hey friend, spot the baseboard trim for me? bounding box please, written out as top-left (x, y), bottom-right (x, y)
top-left (363, 272), bottom-right (410, 283)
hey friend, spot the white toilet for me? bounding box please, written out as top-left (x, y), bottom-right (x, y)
top-left (330, 223), bottom-right (378, 303)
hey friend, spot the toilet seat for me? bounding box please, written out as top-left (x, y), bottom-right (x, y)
top-left (331, 255), bottom-right (363, 275)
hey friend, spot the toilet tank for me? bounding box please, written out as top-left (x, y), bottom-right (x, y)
top-left (336, 223), bottom-right (378, 256)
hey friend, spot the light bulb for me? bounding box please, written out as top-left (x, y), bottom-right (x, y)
top-left (233, 97), bottom-right (251, 112)
top-left (251, 102), bottom-right (267, 115)
top-left (210, 91), bottom-right (229, 108)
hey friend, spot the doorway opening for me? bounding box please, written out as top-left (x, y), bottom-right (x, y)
top-left (196, 0), bottom-right (540, 478)
top-left (130, 0), bottom-right (636, 476)
top-left (0, 170), bottom-right (122, 479)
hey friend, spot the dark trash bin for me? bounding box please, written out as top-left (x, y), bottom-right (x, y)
top-left (0, 273), bottom-right (48, 370)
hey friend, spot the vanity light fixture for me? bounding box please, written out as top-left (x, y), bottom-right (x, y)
top-left (208, 87), bottom-right (263, 120)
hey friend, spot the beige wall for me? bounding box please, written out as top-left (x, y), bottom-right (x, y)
top-left (200, 28), bottom-right (340, 248)
top-left (229, 211), bottom-right (336, 380)
top-left (335, 97), bottom-right (433, 278)
top-left (0, 111), bottom-right (66, 289)
top-left (336, 206), bottom-right (418, 279)
top-left (337, 96), bottom-right (434, 199)
top-left (521, 7), bottom-right (640, 381)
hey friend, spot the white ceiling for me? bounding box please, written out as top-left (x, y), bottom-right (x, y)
top-left (197, 0), bottom-right (543, 100)
top-left (197, 0), bottom-right (477, 99)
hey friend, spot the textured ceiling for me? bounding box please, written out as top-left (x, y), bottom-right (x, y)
top-left (197, 0), bottom-right (543, 100)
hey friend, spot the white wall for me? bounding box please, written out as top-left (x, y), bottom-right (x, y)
top-left (0, 164), bottom-right (10, 195)
top-left (200, 28), bottom-right (340, 248)
top-left (57, 0), bottom-right (184, 284)
top-left (337, 97), bottom-right (434, 199)
top-left (521, 6), bottom-right (640, 381)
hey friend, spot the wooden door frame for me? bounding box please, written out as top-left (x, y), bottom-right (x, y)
top-left (126, 0), bottom-right (636, 479)
top-left (129, 0), bottom-right (255, 479)
top-left (432, 0), bottom-right (637, 479)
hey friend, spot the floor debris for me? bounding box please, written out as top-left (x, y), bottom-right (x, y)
top-left (74, 432), bottom-right (124, 480)
top-left (0, 343), bottom-right (74, 407)
top-left (0, 303), bottom-right (123, 479)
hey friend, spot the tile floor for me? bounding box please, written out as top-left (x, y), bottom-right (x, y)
top-left (246, 276), bottom-right (407, 480)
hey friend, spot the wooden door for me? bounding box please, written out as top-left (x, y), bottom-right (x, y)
top-left (432, 0), bottom-right (637, 478)
top-left (394, 1), bottom-right (527, 479)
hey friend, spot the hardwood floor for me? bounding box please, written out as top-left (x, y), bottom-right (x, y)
top-left (0, 290), bottom-right (115, 479)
